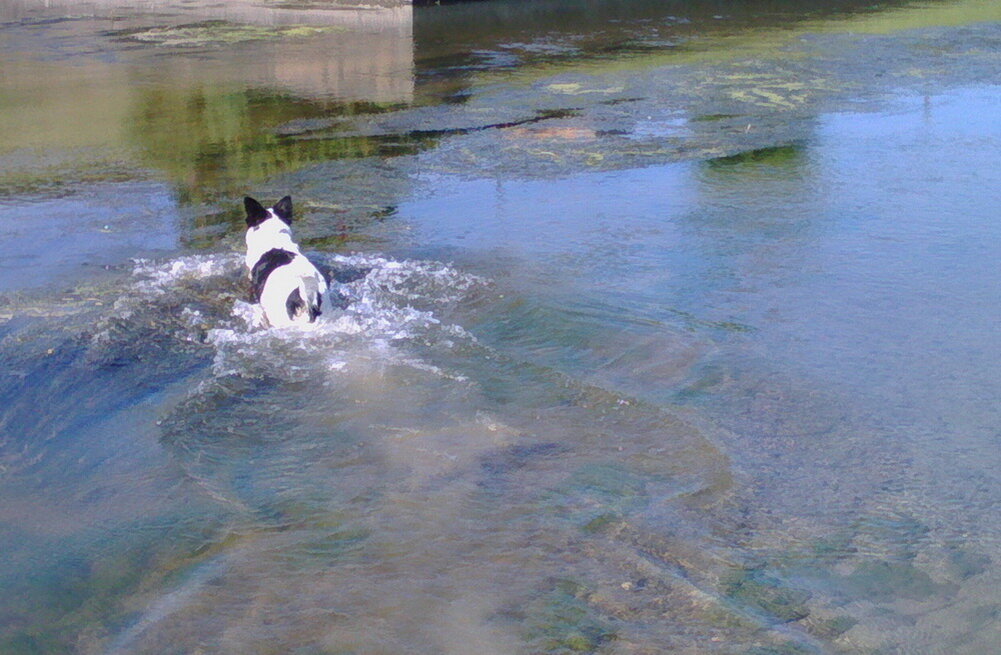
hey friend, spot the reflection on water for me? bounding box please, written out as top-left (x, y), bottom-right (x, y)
top-left (1, 0), bottom-right (414, 210)
top-left (2, 0), bottom-right (1001, 653)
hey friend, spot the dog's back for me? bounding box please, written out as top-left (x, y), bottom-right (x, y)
top-left (254, 250), bottom-right (326, 327)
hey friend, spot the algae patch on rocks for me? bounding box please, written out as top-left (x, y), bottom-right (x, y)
top-left (113, 20), bottom-right (342, 48)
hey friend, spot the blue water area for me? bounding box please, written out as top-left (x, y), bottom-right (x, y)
top-left (0, 181), bottom-right (178, 292)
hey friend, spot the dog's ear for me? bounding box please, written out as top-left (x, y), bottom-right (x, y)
top-left (272, 196), bottom-right (293, 225)
top-left (244, 196), bottom-right (269, 228)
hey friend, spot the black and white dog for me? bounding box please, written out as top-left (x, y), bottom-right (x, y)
top-left (244, 195), bottom-right (328, 328)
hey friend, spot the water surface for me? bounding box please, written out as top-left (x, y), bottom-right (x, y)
top-left (1, 1), bottom-right (1000, 653)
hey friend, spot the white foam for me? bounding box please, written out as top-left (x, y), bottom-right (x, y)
top-left (170, 251), bottom-right (487, 383)
top-left (325, 252), bottom-right (486, 308)
top-left (132, 253), bottom-right (243, 294)
top-left (96, 251), bottom-right (484, 385)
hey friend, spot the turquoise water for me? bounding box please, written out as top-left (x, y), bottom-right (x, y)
top-left (1, 1), bottom-right (1000, 653)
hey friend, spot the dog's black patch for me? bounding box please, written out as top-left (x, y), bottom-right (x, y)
top-left (273, 195), bottom-right (293, 225)
top-left (285, 286), bottom-right (322, 322)
top-left (286, 287), bottom-right (305, 320)
top-left (250, 248), bottom-right (296, 302)
top-left (244, 196), bottom-right (270, 228)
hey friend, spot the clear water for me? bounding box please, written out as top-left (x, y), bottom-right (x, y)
top-left (1, 1), bottom-right (1000, 653)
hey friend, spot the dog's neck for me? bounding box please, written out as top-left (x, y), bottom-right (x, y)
top-left (245, 214), bottom-right (301, 269)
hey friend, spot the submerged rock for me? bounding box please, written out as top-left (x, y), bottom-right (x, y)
top-left (720, 567), bottom-right (812, 624)
top-left (844, 560), bottom-right (950, 601)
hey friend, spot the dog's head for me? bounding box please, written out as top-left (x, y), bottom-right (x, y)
top-left (245, 195), bottom-right (293, 230)
top-left (244, 196), bottom-right (299, 268)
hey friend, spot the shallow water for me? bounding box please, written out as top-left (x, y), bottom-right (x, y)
top-left (1, 1), bottom-right (1000, 653)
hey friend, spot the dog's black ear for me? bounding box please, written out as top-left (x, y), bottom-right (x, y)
top-left (245, 196), bottom-right (269, 228)
top-left (272, 196), bottom-right (293, 225)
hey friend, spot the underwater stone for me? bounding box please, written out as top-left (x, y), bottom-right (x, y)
top-left (480, 442), bottom-right (568, 476)
top-left (809, 614), bottom-right (858, 639)
top-left (581, 512), bottom-right (621, 534)
top-left (745, 644), bottom-right (815, 655)
top-left (544, 462), bottom-right (651, 530)
top-left (808, 532), bottom-right (857, 562)
top-left (964, 604), bottom-right (1001, 631)
top-left (720, 568), bottom-right (812, 623)
top-left (851, 514), bottom-right (929, 561)
top-left (844, 560), bottom-right (944, 600)
top-left (943, 548), bottom-right (990, 580)
top-left (0, 633), bottom-right (63, 655)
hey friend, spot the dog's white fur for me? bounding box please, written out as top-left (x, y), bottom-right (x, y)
top-left (244, 196), bottom-right (328, 328)
top-left (244, 209), bottom-right (300, 270)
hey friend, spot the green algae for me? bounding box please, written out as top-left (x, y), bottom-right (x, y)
top-left (114, 21), bottom-right (342, 48)
top-left (705, 144), bottom-right (805, 169)
top-left (475, 0), bottom-right (1001, 87)
top-left (0, 158), bottom-right (141, 199)
top-left (808, 614), bottom-right (857, 640)
top-left (581, 512), bottom-right (622, 534)
top-left (547, 463), bottom-right (650, 529)
top-left (720, 567), bottom-right (812, 624)
top-left (523, 580), bottom-right (617, 653)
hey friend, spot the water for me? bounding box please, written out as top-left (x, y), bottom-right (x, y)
top-left (1, 0), bottom-right (1000, 653)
